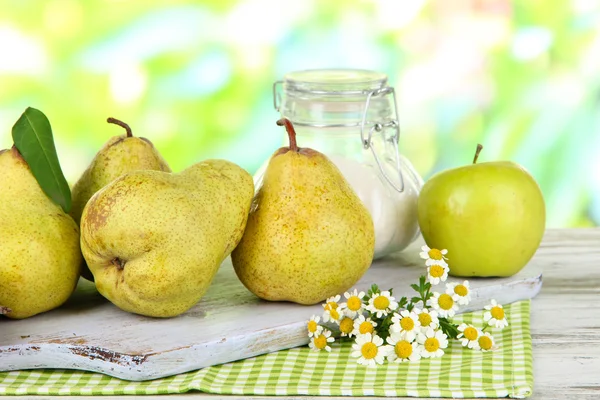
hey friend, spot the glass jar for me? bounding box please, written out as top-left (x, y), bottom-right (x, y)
top-left (256, 68), bottom-right (423, 258)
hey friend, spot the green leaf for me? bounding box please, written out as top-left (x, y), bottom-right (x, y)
top-left (12, 107), bottom-right (71, 213)
top-left (365, 284), bottom-right (380, 302)
top-left (397, 296), bottom-right (407, 309)
top-left (439, 318), bottom-right (460, 340)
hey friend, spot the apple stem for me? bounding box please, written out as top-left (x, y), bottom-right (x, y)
top-left (0, 306), bottom-right (12, 315)
top-left (107, 117), bottom-right (133, 137)
top-left (276, 118), bottom-right (298, 152)
top-left (473, 144), bottom-right (483, 164)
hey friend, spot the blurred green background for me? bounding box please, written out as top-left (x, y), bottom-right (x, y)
top-left (1, 0), bottom-right (598, 227)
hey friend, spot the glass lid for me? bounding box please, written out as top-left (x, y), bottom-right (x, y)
top-left (282, 69), bottom-right (388, 94)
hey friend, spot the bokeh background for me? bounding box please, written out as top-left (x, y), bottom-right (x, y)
top-left (1, 0), bottom-right (599, 227)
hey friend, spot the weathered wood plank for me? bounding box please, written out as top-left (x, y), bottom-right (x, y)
top-left (0, 237), bottom-right (542, 381)
top-left (3, 228), bottom-right (599, 399)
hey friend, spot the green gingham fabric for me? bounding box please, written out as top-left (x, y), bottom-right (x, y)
top-left (0, 300), bottom-right (533, 398)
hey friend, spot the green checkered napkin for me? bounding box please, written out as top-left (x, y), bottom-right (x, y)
top-left (0, 300), bottom-right (533, 398)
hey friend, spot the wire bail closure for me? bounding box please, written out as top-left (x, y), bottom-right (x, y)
top-left (272, 81), bottom-right (405, 193)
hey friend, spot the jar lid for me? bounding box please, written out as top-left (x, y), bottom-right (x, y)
top-left (282, 69), bottom-right (388, 94)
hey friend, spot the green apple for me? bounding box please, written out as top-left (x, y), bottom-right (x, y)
top-left (417, 145), bottom-right (546, 277)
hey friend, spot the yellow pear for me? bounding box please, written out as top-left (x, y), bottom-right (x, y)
top-left (70, 118), bottom-right (170, 280)
top-left (0, 147), bottom-right (82, 319)
top-left (231, 118), bottom-right (375, 305)
top-left (80, 159), bottom-right (254, 318)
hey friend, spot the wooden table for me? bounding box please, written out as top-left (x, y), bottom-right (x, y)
top-left (5, 228), bottom-right (600, 399)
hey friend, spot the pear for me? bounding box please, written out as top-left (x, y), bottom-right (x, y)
top-left (231, 118), bottom-right (375, 305)
top-left (0, 147), bottom-right (82, 319)
top-left (70, 118), bottom-right (170, 280)
top-left (80, 159), bottom-right (254, 318)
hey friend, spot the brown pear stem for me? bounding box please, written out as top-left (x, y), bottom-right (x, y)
top-left (276, 118), bottom-right (298, 152)
top-left (473, 144), bottom-right (483, 164)
top-left (107, 117), bottom-right (133, 137)
top-left (0, 306), bottom-right (12, 315)
top-left (111, 258), bottom-right (126, 270)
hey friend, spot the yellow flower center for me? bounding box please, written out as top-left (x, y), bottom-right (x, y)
top-left (361, 342), bottom-right (378, 359)
top-left (430, 264), bottom-right (445, 278)
top-left (463, 326), bottom-right (478, 341)
top-left (347, 296), bottom-right (362, 311)
top-left (339, 317), bottom-right (354, 334)
top-left (400, 317), bottom-right (415, 331)
top-left (491, 306), bottom-right (505, 320)
top-left (359, 321), bottom-right (374, 334)
top-left (479, 335), bottom-right (493, 350)
top-left (329, 308), bottom-right (340, 320)
top-left (395, 340), bottom-right (413, 359)
top-left (307, 320), bottom-right (318, 333)
top-left (373, 296), bottom-right (390, 310)
top-left (428, 248), bottom-right (443, 260)
top-left (438, 294), bottom-right (454, 310)
top-left (314, 335), bottom-right (327, 350)
top-left (325, 301), bottom-right (338, 310)
top-left (424, 337), bottom-right (440, 352)
top-left (454, 284), bottom-right (468, 296)
top-left (418, 312), bottom-right (432, 326)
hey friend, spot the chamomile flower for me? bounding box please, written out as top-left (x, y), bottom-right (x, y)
top-left (478, 332), bottom-right (497, 352)
top-left (384, 331), bottom-right (422, 363)
top-left (308, 328), bottom-right (334, 352)
top-left (483, 299), bottom-right (509, 329)
top-left (417, 328), bottom-right (448, 358)
top-left (366, 291), bottom-right (398, 318)
top-left (446, 281), bottom-right (471, 305)
top-left (413, 307), bottom-right (440, 332)
top-left (351, 333), bottom-right (387, 366)
top-left (429, 291), bottom-right (459, 318)
top-left (307, 315), bottom-right (323, 338)
top-left (322, 295), bottom-right (342, 324)
top-left (352, 314), bottom-right (378, 336)
top-left (338, 316), bottom-right (355, 337)
top-left (419, 245), bottom-right (448, 267)
top-left (339, 289), bottom-right (365, 318)
top-left (390, 310), bottom-right (421, 342)
top-left (427, 263), bottom-right (449, 285)
top-left (457, 323), bottom-right (481, 350)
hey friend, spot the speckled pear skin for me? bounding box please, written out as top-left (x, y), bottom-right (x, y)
top-left (0, 147), bottom-right (82, 319)
top-left (231, 145), bottom-right (376, 305)
top-left (70, 127), bottom-right (170, 281)
top-left (80, 159), bottom-right (254, 318)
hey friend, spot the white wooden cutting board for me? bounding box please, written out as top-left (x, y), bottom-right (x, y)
top-left (0, 238), bottom-right (542, 381)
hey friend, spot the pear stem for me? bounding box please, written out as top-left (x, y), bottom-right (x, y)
top-left (473, 144), bottom-right (483, 164)
top-left (111, 258), bottom-right (125, 270)
top-left (0, 306), bottom-right (12, 315)
top-left (107, 117), bottom-right (133, 137)
top-left (276, 118), bottom-right (298, 152)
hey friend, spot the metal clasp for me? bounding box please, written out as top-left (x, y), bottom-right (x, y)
top-left (360, 87), bottom-right (404, 193)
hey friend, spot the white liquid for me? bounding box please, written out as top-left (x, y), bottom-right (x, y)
top-left (327, 155), bottom-right (421, 258)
